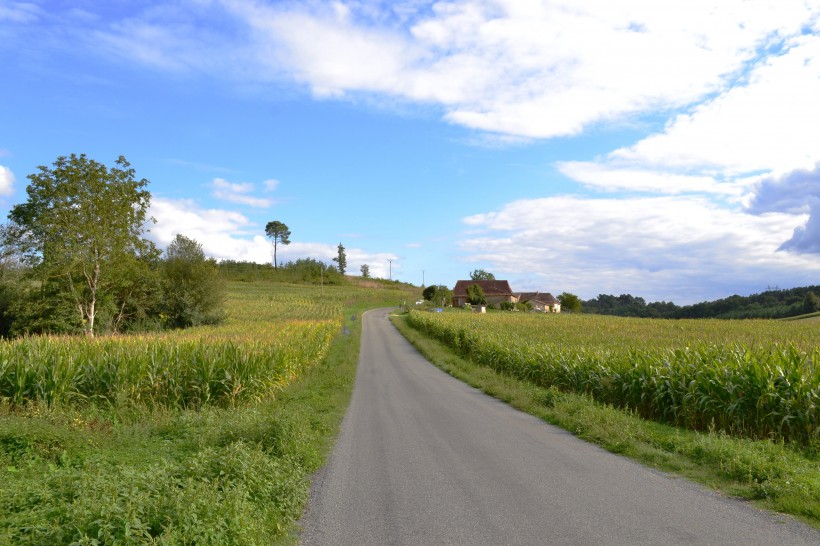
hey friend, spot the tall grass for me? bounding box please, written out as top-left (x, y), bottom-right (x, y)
top-left (0, 282), bottom-right (359, 409)
top-left (407, 310), bottom-right (820, 446)
top-left (0, 321), bottom-right (338, 408)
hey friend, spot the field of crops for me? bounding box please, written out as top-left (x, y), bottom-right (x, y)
top-left (1, 279), bottom-right (416, 544)
top-left (0, 282), bottom-right (346, 409)
top-left (407, 310), bottom-right (819, 446)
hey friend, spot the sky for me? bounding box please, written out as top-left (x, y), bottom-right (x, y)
top-left (1, 0), bottom-right (819, 305)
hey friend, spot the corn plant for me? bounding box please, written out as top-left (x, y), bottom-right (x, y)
top-left (407, 310), bottom-right (819, 445)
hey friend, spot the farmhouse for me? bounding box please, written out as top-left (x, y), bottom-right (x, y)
top-left (517, 292), bottom-right (561, 313)
top-left (452, 280), bottom-right (518, 308)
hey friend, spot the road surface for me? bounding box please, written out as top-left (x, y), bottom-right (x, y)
top-left (300, 308), bottom-right (819, 545)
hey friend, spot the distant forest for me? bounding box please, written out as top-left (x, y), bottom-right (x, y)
top-left (582, 286), bottom-right (820, 319)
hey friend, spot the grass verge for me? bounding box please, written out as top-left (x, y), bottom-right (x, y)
top-left (391, 312), bottom-right (820, 529)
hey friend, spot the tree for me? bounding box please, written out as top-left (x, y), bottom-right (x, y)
top-left (423, 284), bottom-right (453, 306)
top-left (161, 234), bottom-right (225, 328)
top-left (470, 269), bottom-right (495, 281)
top-left (466, 284), bottom-right (487, 305)
top-left (7, 154), bottom-right (155, 337)
top-left (333, 243), bottom-right (347, 275)
top-left (360, 264), bottom-right (370, 278)
top-left (264, 221), bottom-right (291, 270)
top-left (558, 292), bottom-right (581, 313)
top-left (803, 291), bottom-right (820, 314)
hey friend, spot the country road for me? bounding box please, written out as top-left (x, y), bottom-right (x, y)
top-left (299, 308), bottom-right (820, 545)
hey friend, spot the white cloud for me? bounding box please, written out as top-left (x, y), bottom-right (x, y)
top-left (211, 178), bottom-right (273, 208)
top-left (0, 165), bottom-right (15, 196)
top-left (150, 197), bottom-right (271, 262)
top-left (611, 34), bottom-right (820, 175)
top-left (82, 1), bottom-right (820, 139)
top-left (263, 178), bottom-right (280, 192)
top-left (556, 161), bottom-right (741, 196)
top-left (343, 248), bottom-right (399, 279)
top-left (460, 196), bottom-right (820, 304)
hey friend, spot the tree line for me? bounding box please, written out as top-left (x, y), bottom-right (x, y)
top-left (0, 154), bottom-right (225, 338)
top-left (582, 287), bottom-right (820, 319)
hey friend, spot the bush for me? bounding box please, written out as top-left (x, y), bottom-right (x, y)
top-left (162, 235), bottom-right (226, 328)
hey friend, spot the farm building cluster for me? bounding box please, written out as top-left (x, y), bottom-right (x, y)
top-left (451, 280), bottom-right (561, 313)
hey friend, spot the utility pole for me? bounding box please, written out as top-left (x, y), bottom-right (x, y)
top-left (388, 258), bottom-right (393, 281)
top-left (422, 269), bottom-right (425, 287)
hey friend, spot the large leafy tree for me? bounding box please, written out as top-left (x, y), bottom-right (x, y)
top-left (423, 284), bottom-right (453, 306)
top-left (466, 284), bottom-right (487, 305)
top-left (469, 269), bottom-right (495, 281)
top-left (8, 154), bottom-right (156, 337)
top-left (265, 221), bottom-right (291, 270)
top-left (558, 292), bottom-right (581, 313)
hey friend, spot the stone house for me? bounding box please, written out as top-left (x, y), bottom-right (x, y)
top-left (516, 292), bottom-right (561, 313)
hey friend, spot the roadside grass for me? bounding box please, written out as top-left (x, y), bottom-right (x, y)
top-left (390, 313), bottom-right (820, 529)
top-left (0, 284), bottom-right (409, 545)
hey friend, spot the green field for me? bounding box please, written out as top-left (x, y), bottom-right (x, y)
top-left (0, 279), bottom-right (416, 545)
top-left (406, 310), bottom-right (819, 446)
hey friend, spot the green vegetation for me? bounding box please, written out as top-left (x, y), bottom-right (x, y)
top-left (6, 154), bottom-right (157, 337)
top-left (466, 284), bottom-right (487, 305)
top-left (469, 269), bottom-right (495, 281)
top-left (1, 279), bottom-right (417, 544)
top-left (422, 284), bottom-right (452, 307)
top-left (557, 291), bottom-right (581, 313)
top-left (161, 234), bottom-right (226, 328)
top-left (392, 313), bottom-right (820, 528)
top-left (264, 221), bottom-right (291, 271)
top-left (332, 243), bottom-right (347, 275)
top-left (1, 155), bottom-right (227, 337)
top-left (405, 310), bottom-right (819, 446)
top-left (219, 258), bottom-right (345, 285)
top-left (584, 285), bottom-right (820, 319)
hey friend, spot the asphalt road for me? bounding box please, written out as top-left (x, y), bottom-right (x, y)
top-left (299, 308), bottom-right (820, 545)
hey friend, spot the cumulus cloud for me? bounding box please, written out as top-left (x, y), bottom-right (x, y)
top-left (611, 34), bottom-right (820, 175)
top-left (0, 165), bottom-right (15, 196)
top-left (150, 197), bottom-right (272, 262)
top-left (75, 1), bottom-right (820, 139)
top-left (211, 178), bottom-right (273, 208)
top-left (748, 164), bottom-right (820, 254)
top-left (460, 196), bottom-right (820, 304)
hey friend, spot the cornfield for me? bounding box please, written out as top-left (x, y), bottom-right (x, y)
top-left (407, 310), bottom-right (820, 445)
top-left (0, 282), bottom-right (347, 408)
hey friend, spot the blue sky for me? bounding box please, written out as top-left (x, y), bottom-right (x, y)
top-left (1, 0), bottom-right (819, 305)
